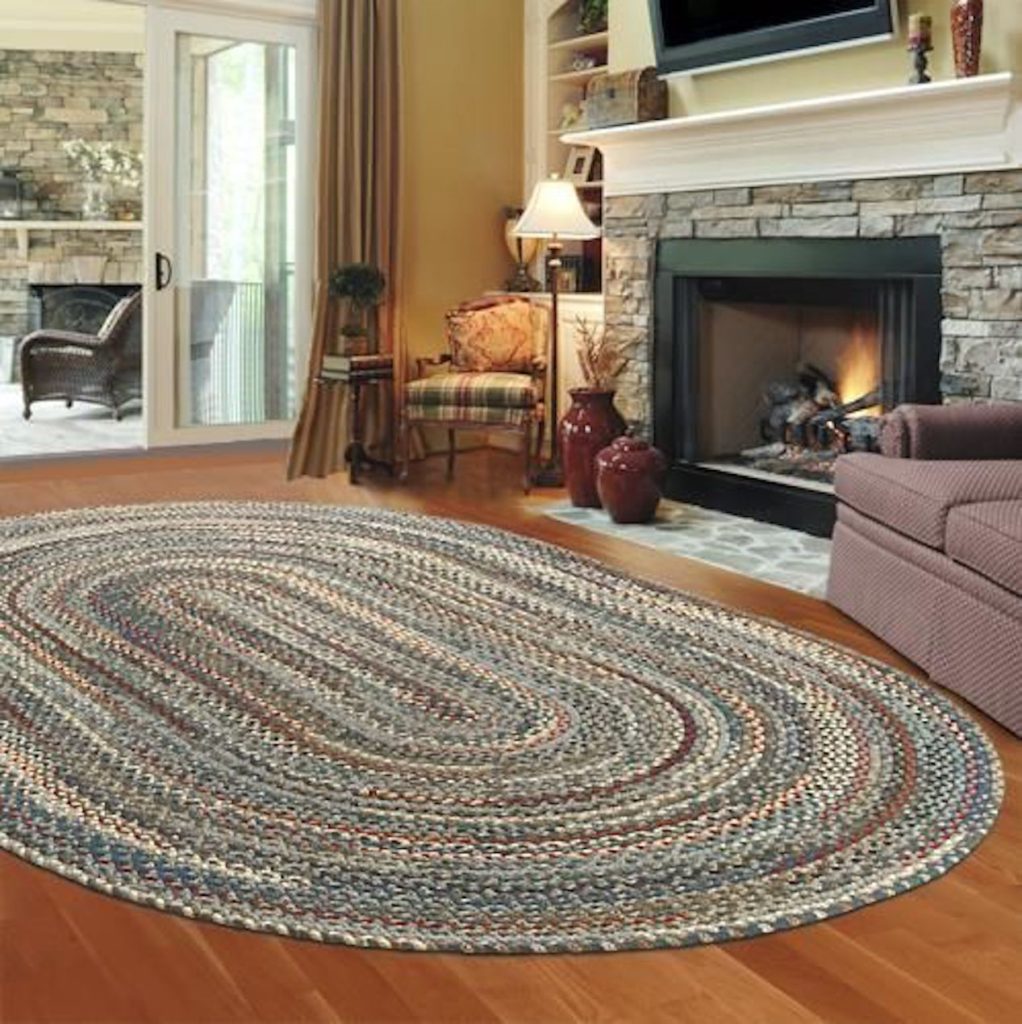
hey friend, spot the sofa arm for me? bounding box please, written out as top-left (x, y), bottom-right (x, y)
top-left (880, 403), bottom-right (1022, 460)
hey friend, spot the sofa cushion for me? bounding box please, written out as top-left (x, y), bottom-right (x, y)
top-left (946, 500), bottom-right (1022, 597)
top-left (835, 453), bottom-right (1022, 549)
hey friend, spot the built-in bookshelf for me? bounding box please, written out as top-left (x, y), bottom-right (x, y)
top-left (532, 0), bottom-right (607, 294)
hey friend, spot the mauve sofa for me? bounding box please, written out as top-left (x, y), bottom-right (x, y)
top-left (827, 403), bottom-right (1022, 736)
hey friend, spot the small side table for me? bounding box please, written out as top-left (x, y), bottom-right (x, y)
top-left (316, 355), bottom-right (394, 485)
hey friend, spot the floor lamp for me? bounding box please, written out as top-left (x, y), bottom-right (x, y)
top-left (514, 175), bottom-right (600, 487)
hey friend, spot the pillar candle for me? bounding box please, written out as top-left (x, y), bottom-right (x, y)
top-left (907, 13), bottom-right (933, 48)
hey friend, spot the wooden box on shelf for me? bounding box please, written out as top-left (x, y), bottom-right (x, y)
top-left (585, 67), bottom-right (668, 129)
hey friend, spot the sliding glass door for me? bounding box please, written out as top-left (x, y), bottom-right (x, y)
top-left (145, 6), bottom-right (313, 445)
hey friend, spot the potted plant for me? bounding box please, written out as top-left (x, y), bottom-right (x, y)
top-left (579, 0), bottom-right (608, 35)
top-left (62, 140), bottom-right (141, 220)
top-left (559, 317), bottom-right (630, 507)
top-left (328, 262), bottom-right (386, 354)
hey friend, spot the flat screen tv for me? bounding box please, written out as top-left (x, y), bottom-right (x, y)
top-left (648, 1), bottom-right (897, 75)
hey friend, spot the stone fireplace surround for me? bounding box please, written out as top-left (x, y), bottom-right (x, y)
top-left (603, 169), bottom-right (1022, 433)
top-left (566, 74), bottom-right (1022, 435)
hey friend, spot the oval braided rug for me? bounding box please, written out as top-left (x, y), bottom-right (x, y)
top-left (0, 502), bottom-right (1002, 953)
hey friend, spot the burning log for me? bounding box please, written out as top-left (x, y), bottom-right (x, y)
top-left (804, 388), bottom-right (882, 452)
top-left (808, 388), bottom-right (882, 428)
top-left (760, 363), bottom-right (841, 447)
top-left (839, 415), bottom-right (883, 452)
top-left (806, 387), bottom-right (882, 450)
top-left (740, 357), bottom-right (882, 482)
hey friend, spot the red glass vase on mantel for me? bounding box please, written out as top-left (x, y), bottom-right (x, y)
top-left (560, 388), bottom-right (626, 507)
top-left (951, 0), bottom-right (983, 78)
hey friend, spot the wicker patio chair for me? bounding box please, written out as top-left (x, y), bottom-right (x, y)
top-left (19, 290), bottom-right (142, 421)
top-left (399, 295), bottom-right (548, 492)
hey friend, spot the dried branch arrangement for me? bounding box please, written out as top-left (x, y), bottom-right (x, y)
top-left (575, 316), bottom-right (632, 390)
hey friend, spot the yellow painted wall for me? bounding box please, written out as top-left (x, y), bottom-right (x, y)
top-left (399, 0), bottom-right (523, 361)
top-left (610, 0), bottom-right (1022, 116)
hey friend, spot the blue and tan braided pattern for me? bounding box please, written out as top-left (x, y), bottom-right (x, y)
top-left (0, 503), bottom-right (1003, 953)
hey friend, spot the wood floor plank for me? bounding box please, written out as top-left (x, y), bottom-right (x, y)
top-left (438, 955), bottom-right (610, 1024)
top-left (1, 446), bottom-right (1019, 1024)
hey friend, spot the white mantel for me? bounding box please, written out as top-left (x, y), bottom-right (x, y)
top-left (0, 220), bottom-right (143, 261)
top-left (564, 73), bottom-right (1021, 197)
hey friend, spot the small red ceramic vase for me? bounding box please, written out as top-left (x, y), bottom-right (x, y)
top-left (560, 388), bottom-right (626, 507)
top-left (595, 434), bottom-right (668, 524)
top-left (951, 0), bottom-right (983, 78)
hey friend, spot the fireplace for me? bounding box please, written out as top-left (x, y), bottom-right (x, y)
top-left (29, 284), bottom-right (140, 336)
top-left (653, 237), bottom-right (943, 535)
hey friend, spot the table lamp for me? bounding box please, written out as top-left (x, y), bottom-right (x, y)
top-left (514, 174), bottom-right (600, 486)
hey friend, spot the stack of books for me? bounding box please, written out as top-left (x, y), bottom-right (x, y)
top-left (320, 352), bottom-right (392, 380)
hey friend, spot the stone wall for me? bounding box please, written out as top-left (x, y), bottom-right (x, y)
top-left (0, 50), bottom-right (143, 336)
top-left (603, 170), bottom-right (1022, 431)
top-left (0, 49), bottom-right (143, 217)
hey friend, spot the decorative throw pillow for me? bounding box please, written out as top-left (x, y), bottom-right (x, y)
top-left (447, 297), bottom-right (537, 373)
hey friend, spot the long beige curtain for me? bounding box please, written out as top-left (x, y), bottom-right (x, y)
top-left (287, 0), bottom-right (402, 479)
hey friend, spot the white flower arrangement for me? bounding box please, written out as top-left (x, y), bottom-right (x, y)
top-left (62, 139), bottom-right (142, 188)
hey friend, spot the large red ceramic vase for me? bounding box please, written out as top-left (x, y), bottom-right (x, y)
top-left (595, 434), bottom-right (668, 524)
top-left (560, 388), bottom-right (626, 507)
top-left (951, 0), bottom-right (983, 78)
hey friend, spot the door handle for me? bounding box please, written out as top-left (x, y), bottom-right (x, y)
top-left (155, 252), bottom-right (173, 291)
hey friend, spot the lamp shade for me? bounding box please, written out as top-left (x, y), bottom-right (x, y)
top-left (514, 175), bottom-right (600, 240)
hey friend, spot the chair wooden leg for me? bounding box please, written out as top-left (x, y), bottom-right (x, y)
top-left (399, 411), bottom-right (410, 482)
top-left (446, 429), bottom-right (456, 480)
top-left (522, 421), bottom-right (533, 494)
top-left (534, 416), bottom-right (546, 462)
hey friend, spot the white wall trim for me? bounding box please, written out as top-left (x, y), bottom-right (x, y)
top-left (563, 73), bottom-right (1021, 196)
top-left (111, 0), bottom-right (315, 23)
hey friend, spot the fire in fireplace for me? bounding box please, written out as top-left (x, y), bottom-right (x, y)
top-left (654, 237), bottom-right (943, 535)
top-left (704, 295), bottom-right (884, 487)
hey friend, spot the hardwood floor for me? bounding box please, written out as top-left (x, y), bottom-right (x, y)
top-left (1, 445), bottom-right (1019, 1024)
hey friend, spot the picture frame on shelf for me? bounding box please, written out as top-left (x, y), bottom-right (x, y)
top-left (548, 254), bottom-right (583, 294)
top-left (563, 146), bottom-right (595, 185)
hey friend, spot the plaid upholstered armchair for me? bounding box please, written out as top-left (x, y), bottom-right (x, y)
top-left (19, 290), bottom-right (142, 421)
top-left (400, 296), bottom-right (547, 491)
